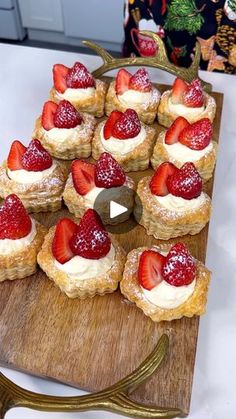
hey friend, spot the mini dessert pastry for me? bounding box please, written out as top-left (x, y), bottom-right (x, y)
top-left (0, 139), bottom-right (67, 213)
top-left (120, 242), bottom-right (211, 322)
top-left (63, 153), bottom-right (135, 225)
top-left (0, 194), bottom-right (47, 282)
top-left (33, 100), bottom-right (96, 160)
top-left (158, 78), bottom-right (216, 127)
top-left (37, 209), bottom-right (126, 298)
top-left (92, 109), bottom-right (156, 172)
top-left (105, 68), bottom-right (161, 124)
top-left (50, 62), bottom-right (107, 117)
top-left (134, 162), bottom-right (211, 240)
top-left (151, 117), bottom-right (217, 181)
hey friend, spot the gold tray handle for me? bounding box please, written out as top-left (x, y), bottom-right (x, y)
top-left (0, 334), bottom-right (184, 418)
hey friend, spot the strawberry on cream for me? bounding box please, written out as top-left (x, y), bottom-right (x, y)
top-left (100, 125), bottom-right (146, 155)
top-left (53, 62), bottom-right (95, 98)
top-left (0, 218), bottom-right (36, 255)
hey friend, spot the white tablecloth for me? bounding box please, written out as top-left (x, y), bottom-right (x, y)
top-left (0, 44), bottom-right (235, 419)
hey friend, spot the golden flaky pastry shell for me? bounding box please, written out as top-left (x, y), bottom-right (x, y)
top-left (92, 121), bottom-right (156, 172)
top-left (157, 90), bottom-right (216, 127)
top-left (120, 244), bottom-right (211, 322)
top-left (151, 131), bottom-right (218, 182)
top-left (49, 79), bottom-right (108, 117)
top-left (105, 81), bottom-right (161, 124)
top-left (37, 227), bottom-right (126, 299)
top-left (0, 222), bottom-right (47, 282)
top-left (33, 113), bottom-right (96, 160)
top-left (63, 174), bottom-right (136, 225)
top-left (134, 177), bottom-right (211, 240)
top-left (0, 161), bottom-right (68, 213)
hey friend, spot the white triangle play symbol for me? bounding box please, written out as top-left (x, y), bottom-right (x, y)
top-left (110, 201), bottom-right (128, 219)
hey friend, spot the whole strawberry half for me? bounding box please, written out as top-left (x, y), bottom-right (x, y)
top-left (66, 62), bottom-right (95, 89)
top-left (42, 101), bottom-right (58, 131)
top-left (53, 64), bottom-right (69, 94)
top-left (129, 68), bottom-right (152, 92)
top-left (183, 79), bottom-right (204, 108)
top-left (162, 242), bottom-right (197, 286)
top-left (71, 160), bottom-right (95, 195)
top-left (21, 139), bottom-right (52, 172)
top-left (103, 111), bottom-right (123, 140)
top-left (70, 209), bottom-right (111, 259)
top-left (171, 78), bottom-right (188, 104)
top-left (179, 118), bottom-right (213, 150)
top-left (7, 140), bottom-right (27, 171)
top-left (112, 109), bottom-right (141, 139)
top-left (54, 100), bottom-right (83, 129)
top-left (138, 250), bottom-right (165, 290)
top-left (95, 152), bottom-right (126, 188)
top-left (150, 162), bottom-right (178, 196)
top-left (52, 218), bottom-right (77, 264)
top-left (167, 162), bottom-right (202, 200)
top-left (0, 194), bottom-right (32, 240)
top-left (165, 116), bottom-right (189, 145)
top-left (115, 69), bottom-right (131, 95)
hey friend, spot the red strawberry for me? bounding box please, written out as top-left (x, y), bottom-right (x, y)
top-left (95, 152), bottom-right (126, 188)
top-left (179, 118), bottom-right (213, 150)
top-left (71, 160), bottom-right (95, 196)
top-left (52, 218), bottom-right (77, 264)
top-left (42, 101), bottom-right (58, 131)
top-left (165, 117), bottom-right (189, 145)
top-left (7, 140), bottom-right (26, 171)
top-left (167, 162), bottom-right (202, 200)
top-left (0, 194), bottom-right (32, 239)
top-left (21, 139), bottom-right (52, 172)
top-left (150, 162), bottom-right (178, 196)
top-left (54, 100), bottom-right (83, 129)
top-left (53, 64), bottom-right (69, 93)
top-left (183, 79), bottom-right (204, 107)
top-left (115, 68), bottom-right (131, 95)
top-left (104, 111), bottom-right (123, 140)
top-left (138, 250), bottom-right (166, 291)
top-left (112, 109), bottom-right (141, 139)
top-left (162, 242), bottom-right (196, 286)
top-left (70, 209), bottom-right (111, 259)
top-left (129, 68), bottom-right (152, 92)
top-left (171, 78), bottom-right (188, 104)
top-left (66, 62), bottom-right (95, 89)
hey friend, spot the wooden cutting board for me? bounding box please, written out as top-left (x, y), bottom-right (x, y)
top-left (0, 85), bottom-right (223, 416)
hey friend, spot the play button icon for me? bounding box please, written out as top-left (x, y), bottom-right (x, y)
top-left (110, 201), bottom-right (128, 219)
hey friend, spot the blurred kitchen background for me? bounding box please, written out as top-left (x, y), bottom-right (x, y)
top-left (0, 0), bottom-right (123, 55)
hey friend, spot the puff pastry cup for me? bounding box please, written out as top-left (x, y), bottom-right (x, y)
top-left (151, 130), bottom-right (218, 182)
top-left (120, 244), bottom-right (211, 322)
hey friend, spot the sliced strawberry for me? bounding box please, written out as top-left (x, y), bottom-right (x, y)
top-left (112, 109), bottom-right (141, 139)
top-left (95, 152), bottom-right (126, 188)
top-left (162, 242), bottom-right (196, 286)
top-left (52, 218), bottom-right (77, 264)
top-left (115, 68), bottom-right (131, 95)
top-left (53, 64), bottom-right (69, 93)
top-left (71, 160), bottom-right (95, 196)
top-left (70, 209), bottom-right (111, 259)
top-left (21, 139), bottom-right (52, 172)
top-left (104, 111), bottom-right (123, 140)
top-left (183, 79), bottom-right (204, 107)
top-left (0, 194), bottom-right (31, 239)
top-left (138, 250), bottom-right (166, 291)
top-left (54, 100), bottom-right (83, 129)
top-left (165, 117), bottom-right (189, 145)
top-left (171, 78), bottom-right (188, 104)
top-left (7, 140), bottom-right (27, 171)
top-left (167, 162), bottom-right (202, 200)
top-left (179, 118), bottom-right (212, 150)
top-left (129, 68), bottom-right (152, 92)
top-left (42, 101), bottom-right (58, 131)
top-left (150, 162), bottom-right (178, 196)
top-left (66, 62), bottom-right (95, 89)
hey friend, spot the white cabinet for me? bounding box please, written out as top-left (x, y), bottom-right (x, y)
top-left (18, 0), bottom-right (63, 32)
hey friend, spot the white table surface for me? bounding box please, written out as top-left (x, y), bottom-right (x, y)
top-left (0, 44), bottom-right (235, 419)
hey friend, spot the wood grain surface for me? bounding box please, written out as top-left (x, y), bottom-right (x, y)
top-left (0, 84), bottom-right (223, 415)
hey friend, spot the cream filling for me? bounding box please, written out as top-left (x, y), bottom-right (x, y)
top-left (163, 139), bottom-right (213, 163)
top-left (100, 125), bottom-right (146, 155)
top-left (42, 125), bottom-right (83, 143)
top-left (7, 162), bottom-right (57, 184)
top-left (118, 89), bottom-right (152, 105)
top-left (154, 192), bottom-right (205, 212)
top-left (84, 186), bottom-right (104, 206)
top-left (0, 218), bottom-right (36, 255)
top-left (168, 97), bottom-right (205, 117)
top-left (55, 87), bottom-right (95, 101)
top-left (54, 245), bottom-right (115, 279)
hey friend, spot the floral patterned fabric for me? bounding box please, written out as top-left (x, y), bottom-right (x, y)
top-left (123, 0), bottom-right (236, 73)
